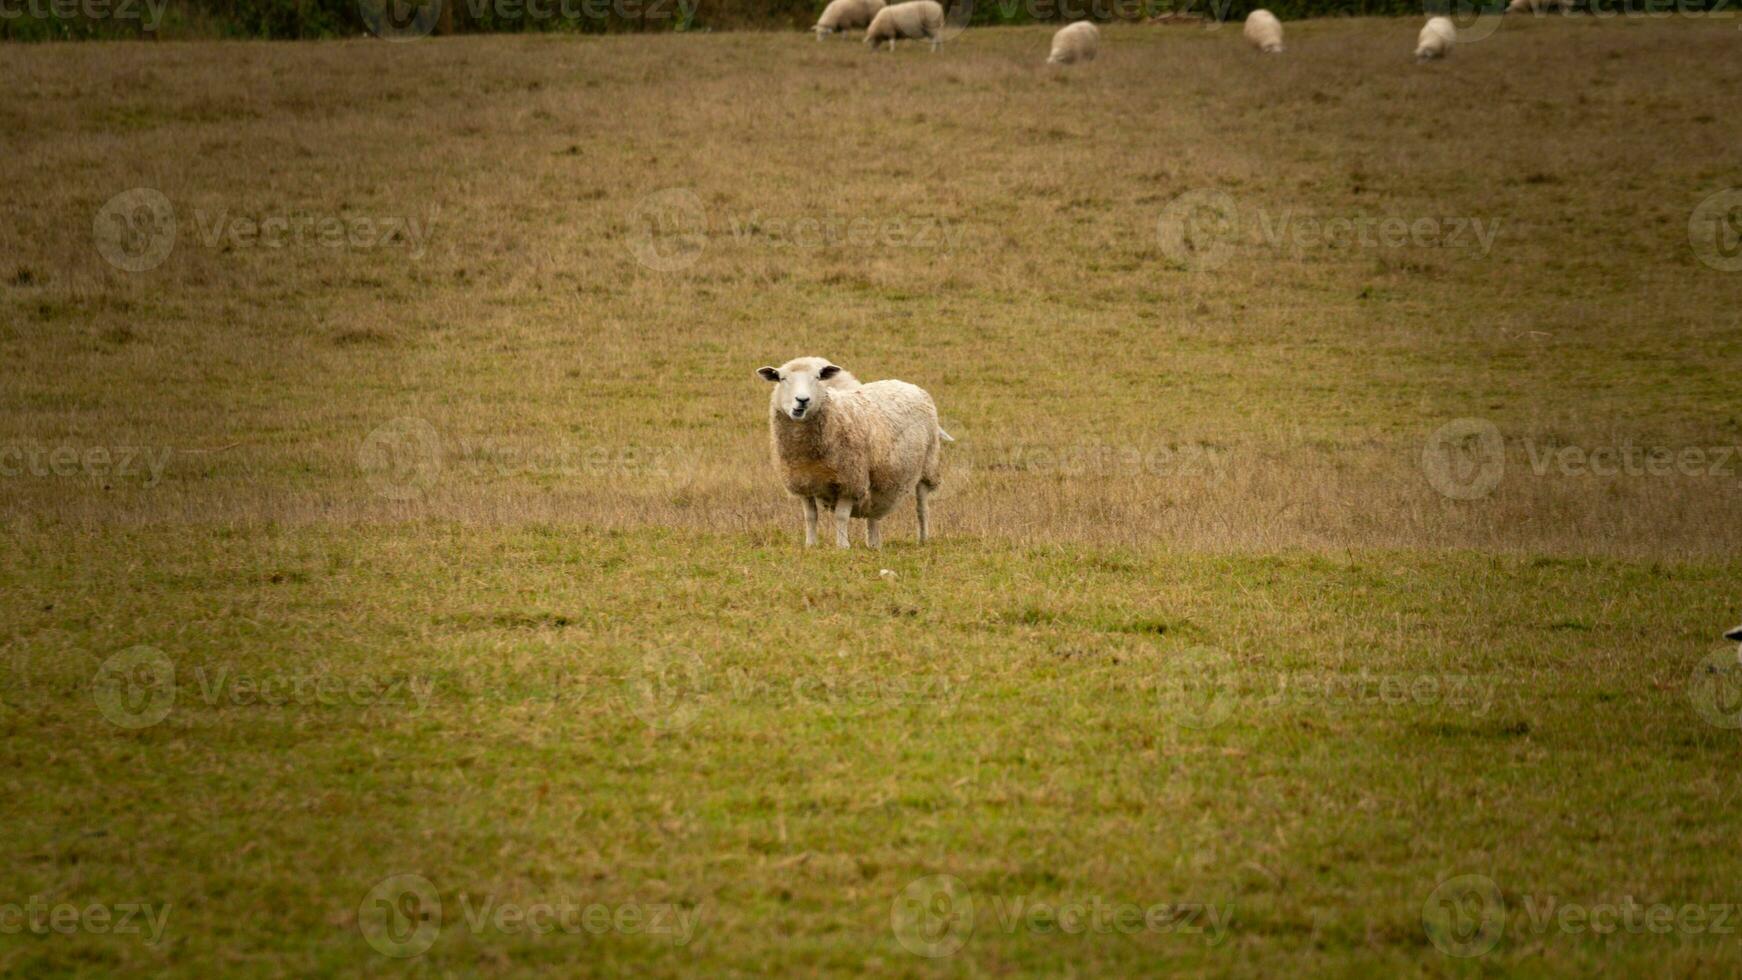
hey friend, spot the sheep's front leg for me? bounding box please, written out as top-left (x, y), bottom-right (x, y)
top-left (866, 518), bottom-right (882, 549)
top-left (915, 484), bottom-right (930, 543)
top-left (803, 497), bottom-right (819, 548)
top-left (833, 496), bottom-right (854, 549)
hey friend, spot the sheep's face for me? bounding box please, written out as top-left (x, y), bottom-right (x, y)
top-left (758, 358), bottom-right (846, 422)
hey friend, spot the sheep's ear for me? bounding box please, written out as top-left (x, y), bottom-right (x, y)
top-left (819, 365), bottom-right (842, 379)
top-left (757, 366), bottom-right (781, 382)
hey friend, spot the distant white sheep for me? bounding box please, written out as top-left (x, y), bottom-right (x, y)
top-left (814, 0), bottom-right (885, 38)
top-left (865, 0), bottom-right (945, 51)
top-left (1048, 21), bottom-right (1100, 64)
top-left (1415, 16), bottom-right (1455, 61)
top-left (757, 356), bottom-right (951, 548)
top-left (1243, 9), bottom-right (1284, 53)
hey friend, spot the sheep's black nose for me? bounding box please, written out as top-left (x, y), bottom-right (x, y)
top-left (795, 396), bottom-right (810, 405)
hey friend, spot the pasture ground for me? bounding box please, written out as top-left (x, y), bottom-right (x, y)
top-left (4, 15), bottom-right (1742, 975)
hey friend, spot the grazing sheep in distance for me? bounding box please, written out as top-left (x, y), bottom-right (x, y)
top-left (756, 356), bottom-right (951, 548)
top-left (814, 0), bottom-right (885, 38)
top-left (1416, 16), bottom-right (1455, 61)
top-left (865, 0), bottom-right (945, 52)
top-left (1243, 9), bottom-right (1284, 53)
top-left (1048, 21), bottom-right (1100, 64)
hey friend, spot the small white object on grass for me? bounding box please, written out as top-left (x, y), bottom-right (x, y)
top-left (814, 0), bottom-right (886, 38)
top-left (1243, 10), bottom-right (1284, 53)
top-left (1047, 21), bottom-right (1100, 65)
top-left (865, 0), bottom-right (945, 52)
top-left (880, 569), bottom-right (896, 579)
top-left (1416, 16), bottom-right (1455, 61)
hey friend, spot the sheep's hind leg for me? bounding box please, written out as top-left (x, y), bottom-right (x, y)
top-left (833, 497), bottom-right (854, 549)
top-left (866, 518), bottom-right (882, 549)
top-left (915, 484), bottom-right (931, 543)
top-left (803, 497), bottom-right (819, 548)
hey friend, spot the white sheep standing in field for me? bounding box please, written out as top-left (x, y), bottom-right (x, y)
top-left (757, 356), bottom-right (951, 548)
top-left (1243, 9), bottom-right (1284, 53)
top-left (1415, 16), bottom-right (1455, 61)
top-left (865, 0), bottom-right (945, 52)
top-left (814, 0), bottom-right (885, 38)
top-left (1047, 21), bottom-right (1100, 64)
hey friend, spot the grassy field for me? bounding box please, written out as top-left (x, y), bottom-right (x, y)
top-left (4, 14), bottom-right (1742, 976)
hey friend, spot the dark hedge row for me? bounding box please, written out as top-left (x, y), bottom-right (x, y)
top-left (0, 0), bottom-right (1727, 40)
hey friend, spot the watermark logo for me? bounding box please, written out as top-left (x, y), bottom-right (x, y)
top-left (891, 877), bottom-right (1232, 956)
top-left (1689, 189), bottom-right (1742, 273)
top-left (1425, 874), bottom-right (1742, 955)
top-left (95, 188), bottom-right (176, 273)
top-left (91, 645), bottom-right (175, 730)
top-left (1160, 667), bottom-right (1501, 731)
top-left (1433, 0), bottom-right (1503, 44)
top-left (1155, 645), bottom-right (1239, 731)
top-left (1422, 419), bottom-right (1505, 500)
top-left (359, 417), bottom-right (443, 501)
top-left (891, 874), bottom-right (975, 958)
top-left (1157, 189), bottom-right (1238, 272)
top-left (627, 188), bottom-right (708, 272)
top-left (94, 653), bottom-right (435, 729)
top-left (357, 874), bottom-right (700, 957)
top-left (359, 0), bottom-right (442, 39)
top-left (358, 873), bottom-right (443, 958)
top-left (1159, 190), bottom-right (1503, 271)
top-left (189, 209), bottom-right (437, 258)
top-left (723, 212), bottom-right (968, 252)
top-left (629, 648), bottom-right (708, 731)
top-left (1688, 649), bottom-right (1742, 729)
top-left (1423, 873), bottom-right (1506, 958)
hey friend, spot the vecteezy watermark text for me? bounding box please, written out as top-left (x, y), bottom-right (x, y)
top-left (1157, 190), bottom-right (1502, 271)
top-left (0, 444), bottom-right (172, 488)
top-left (357, 873), bottom-right (702, 958)
top-left (0, 897), bottom-right (171, 945)
top-left (92, 646), bottom-right (435, 730)
top-left (890, 875), bottom-right (1231, 958)
top-left (626, 188), bottom-right (971, 272)
top-left (1424, 873), bottom-right (1740, 958)
top-left (95, 188), bottom-right (438, 273)
top-left (0, 0), bottom-right (168, 31)
top-left (190, 210), bottom-right (437, 259)
top-left (1422, 418), bottom-right (1742, 500)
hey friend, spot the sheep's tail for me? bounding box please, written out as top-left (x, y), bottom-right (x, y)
top-left (937, 427), bottom-right (955, 443)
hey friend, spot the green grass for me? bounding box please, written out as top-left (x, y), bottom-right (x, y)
top-left (4, 523), bottom-right (1741, 973)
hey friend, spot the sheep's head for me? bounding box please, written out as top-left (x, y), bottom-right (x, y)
top-left (757, 357), bottom-right (852, 422)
